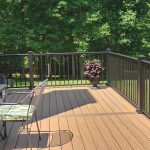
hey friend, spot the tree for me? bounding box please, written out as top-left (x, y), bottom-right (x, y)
top-left (0, 0), bottom-right (149, 58)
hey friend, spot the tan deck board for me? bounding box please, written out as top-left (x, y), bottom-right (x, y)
top-left (40, 118), bottom-right (50, 150)
top-left (111, 88), bottom-right (150, 132)
top-left (56, 87), bottom-right (74, 150)
top-left (67, 88), bottom-right (97, 150)
top-left (95, 87), bottom-right (148, 150)
top-left (107, 87), bottom-right (136, 111)
top-left (100, 115), bottom-right (133, 150)
top-left (50, 118), bottom-right (61, 150)
top-left (62, 89), bottom-right (85, 150)
top-left (103, 87), bottom-right (150, 148)
top-left (89, 88), bottom-right (133, 149)
top-left (59, 118), bottom-right (74, 150)
top-left (107, 87), bottom-right (150, 138)
top-left (49, 88), bottom-right (61, 150)
top-left (67, 118), bottom-right (85, 150)
top-left (39, 87), bottom-right (51, 150)
top-left (74, 88), bottom-right (107, 150)
top-left (102, 88), bottom-right (132, 112)
top-left (75, 117), bottom-right (97, 150)
top-left (89, 90), bottom-right (138, 149)
top-left (119, 115), bottom-right (150, 149)
top-left (42, 87), bottom-right (50, 117)
top-left (88, 88), bottom-right (131, 150)
top-left (1, 86), bottom-right (150, 150)
top-left (111, 115), bottom-right (145, 150)
top-left (77, 88), bottom-right (110, 150)
top-left (84, 88), bottom-right (130, 149)
top-left (49, 89), bottom-right (58, 117)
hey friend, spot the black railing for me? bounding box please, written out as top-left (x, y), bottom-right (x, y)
top-left (32, 52), bottom-right (107, 86)
top-left (107, 52), bottom-right (150, 116)
top-left (0, 54), bottom-right (30, 88)
top-left (141, 60), bottom-right (150, 116)
top-left (108, 52), bottom-right (138, 106)
top-left (0, 51), bottom-right (107, 88)
top-left (0, 51), bottom-right (150, 116)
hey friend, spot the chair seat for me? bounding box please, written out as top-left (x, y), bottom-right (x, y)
top-left (0, 105), bottom-right (35, 121)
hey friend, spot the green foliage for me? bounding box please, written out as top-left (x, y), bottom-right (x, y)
top-left (0, 0), bottom-right (149, 58)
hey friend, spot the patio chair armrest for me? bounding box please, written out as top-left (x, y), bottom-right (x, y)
top-left (5, 91), bottom-right (31, 98)
top-left (3, 91), bottom-right (31, 103)
top-left (0, 102), bottom-right (18, 105)
top-left (7, 91), bottom-right (31, 95)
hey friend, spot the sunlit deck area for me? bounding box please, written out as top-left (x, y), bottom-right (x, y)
top-left (1, 86), bottom-right (150, 150)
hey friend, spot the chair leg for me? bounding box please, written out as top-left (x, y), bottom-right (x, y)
top-left (3, 121), bottom-right (7, 139)
top-left (0, 92), bottom-right (2, 98)
top-left (26, 123), bottom-right (31, 149)
top-left (35, 113), bottom-right (41, 140)
top-left (0, 132), bottom-right (3, 139)
top-left (0, 121), bottom-right (7, 140)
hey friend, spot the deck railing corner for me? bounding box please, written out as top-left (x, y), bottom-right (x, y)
top-left (137, 55), bottom-right (146, 113)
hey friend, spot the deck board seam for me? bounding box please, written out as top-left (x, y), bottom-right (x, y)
top-left (66, 88), bottom-right (86, 150)
top-left (104, 88), bottom-right (150, 142)
top-left (85, 89), bottom-right (131, 150)
top-left (107, 88), bottom-right (150, 131)
top-left (97, 89), bottom-right (146, 150)
top-left (75, 89), bottom-right (98, 150)
top-left (55, 89), bottom-right (63, 150)
top-left (78, 88), bottom-right (110, 150)
top-left (94, 89), bottom-right (133, 149)
top-left (85, 89), bottom-right (123, 150)
top-left (60, 87), bottom-right (75, 150)
top-left (71, 88), bottom-right (97, 150)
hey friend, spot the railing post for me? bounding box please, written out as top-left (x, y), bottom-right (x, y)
top-left (137, 55), bottom-right (145, 113)
top-left (28, 51), bottom-right (34, 89)
top-left (106, 48), bottom-right (111, 86)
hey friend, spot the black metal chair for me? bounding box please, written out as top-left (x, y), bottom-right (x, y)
top-left (0, 79), bottom-right (48, 143)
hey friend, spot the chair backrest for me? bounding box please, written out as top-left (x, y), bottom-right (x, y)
top-left (31, 79), bottom-right (48, 109)
top-left (19, 79), bottom-right (48, 119)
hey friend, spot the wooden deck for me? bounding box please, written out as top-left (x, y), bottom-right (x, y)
top-left (1, 86), bottom-right (150, 150)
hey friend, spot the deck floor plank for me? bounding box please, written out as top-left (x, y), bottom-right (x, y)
top-left (108, 87), bottom-right (150, 132)
top-left (50, 118), bottom-right (61, 150)
top-left (50, 88), bottom-right (61, 150)
top-left (86, 87), bottom-right (133, 150)
top-left (56, 88), bottom-right (74, 150)
top-left (111, 115), bottom-right (145, 150)
top-left (103, 88), bottom-right (150, 145)
top-left (63, 89), bottom-right (85, 150)
top-left (77, 88), bottom-right (110, 150)
top-left (102, 87), bottom-right (150, 148)
top-left (1, 86), bottom-right (150, 150)
top-left (68, 88), bottom-right (97, 150)
top-left (89, 88), bottom-right (129, 150)
top-left (95, 87), bottom-right (147, 150)
top-left (39, 87), bottom-right (51, 150)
